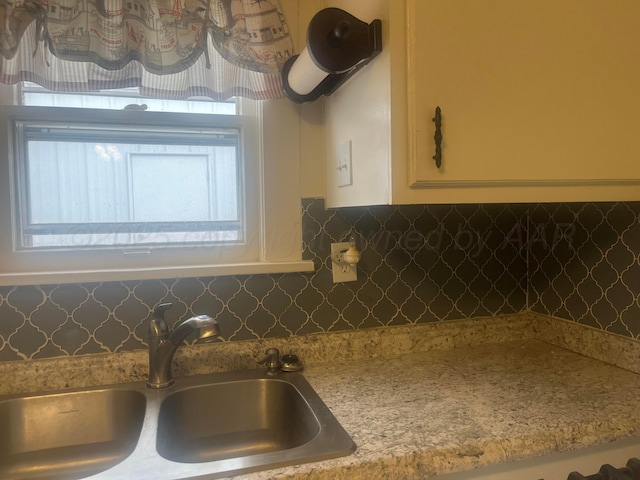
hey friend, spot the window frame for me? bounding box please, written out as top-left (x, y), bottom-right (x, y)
top-left (0, 92), bottom-right (313, 286)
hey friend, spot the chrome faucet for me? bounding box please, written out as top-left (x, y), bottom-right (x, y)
top-left (147, 303), bottom-right (220, 389)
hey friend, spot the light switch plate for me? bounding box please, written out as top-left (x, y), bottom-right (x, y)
top-left (336, 140), bottom-right (352, 187)
top-left (331, 242), bottom-right (357, 283)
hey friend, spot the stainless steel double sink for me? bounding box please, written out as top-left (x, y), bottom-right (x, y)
top-left (0, 369), bottom-right (356, 479)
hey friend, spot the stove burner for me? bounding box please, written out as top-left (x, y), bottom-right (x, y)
top-left (568, 458), bottom-right (640, 480)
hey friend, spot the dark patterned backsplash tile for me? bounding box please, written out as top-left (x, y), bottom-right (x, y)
top-left (2, 198), bottom-right (638, 361)
top-left (529, 202), bottom-right (640, 338)
top-left (0, 199), bottom-right (528, 361)
top-left (304, 201), bottom-right (528, 329)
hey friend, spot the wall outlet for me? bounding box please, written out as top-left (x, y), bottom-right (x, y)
top-left (336, 140), bottom-right (352, 187)
top-left (331, 242), bottom-right (357, 283)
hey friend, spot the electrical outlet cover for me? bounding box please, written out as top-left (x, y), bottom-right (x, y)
top-left (331, 242), bottom-right (357, 282)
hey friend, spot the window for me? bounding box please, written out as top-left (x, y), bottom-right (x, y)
top-left (15, 120), bottom-right (242, 250)
top-left (0, 84), bottom-right (312, 285)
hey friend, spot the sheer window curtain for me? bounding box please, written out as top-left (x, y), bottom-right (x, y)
top-left (0, 0), bottom-right (293, 100)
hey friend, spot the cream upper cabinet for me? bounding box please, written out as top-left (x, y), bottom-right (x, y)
top-left (324, 0), bottom-right (640, 207)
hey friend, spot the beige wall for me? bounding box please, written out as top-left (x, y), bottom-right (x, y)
top-left (282, 0), bottom-right (326, 199)
top-left (323, 0), bottom-right (392, 207)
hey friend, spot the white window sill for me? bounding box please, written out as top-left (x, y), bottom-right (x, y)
top-left (0, 260), bottom-right (316, 286)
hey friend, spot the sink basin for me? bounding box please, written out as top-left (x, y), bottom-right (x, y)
top-left (156, 379), bottom-right (320, 463)
top-left (153, 370), bottom-right (356, 478)
top-left (0, 388), bottom-right (146, 480)
top-left (0, 370), bottom-right (354, 480)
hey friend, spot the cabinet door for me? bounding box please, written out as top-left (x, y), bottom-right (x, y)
top-left (408, 0), bottom-right (640, 191)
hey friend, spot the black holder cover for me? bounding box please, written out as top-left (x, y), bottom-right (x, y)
top-left (282, 8), bottom-right (382, 103)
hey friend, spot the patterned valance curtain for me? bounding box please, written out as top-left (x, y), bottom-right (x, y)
top-left (0, 0), bottom-right (294, 99)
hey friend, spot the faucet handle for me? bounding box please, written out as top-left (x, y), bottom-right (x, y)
top-left (149, 302), bottom-right (172, 337)
top-left (153, 303), bottom-right (172, 317)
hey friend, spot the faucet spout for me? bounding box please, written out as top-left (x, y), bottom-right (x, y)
top-left (147, 303), bottom-right (220, 389)
top-left (167, 314), bottom-right (220, 346)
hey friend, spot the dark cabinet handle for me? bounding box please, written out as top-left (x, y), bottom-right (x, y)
top-left (432, 106), bottom-right (442, 168)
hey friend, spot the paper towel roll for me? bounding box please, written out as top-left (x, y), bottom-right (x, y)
top-left (286, 47), bottom-right (330, 96)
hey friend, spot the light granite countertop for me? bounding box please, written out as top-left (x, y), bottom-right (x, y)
top-left (233, 339), bottom-right (640, 479)
top-left (2, 315), bottom-right (640, 479)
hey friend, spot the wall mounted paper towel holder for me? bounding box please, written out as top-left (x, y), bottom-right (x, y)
top-left (281, 8), bottom-right (382, 103)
